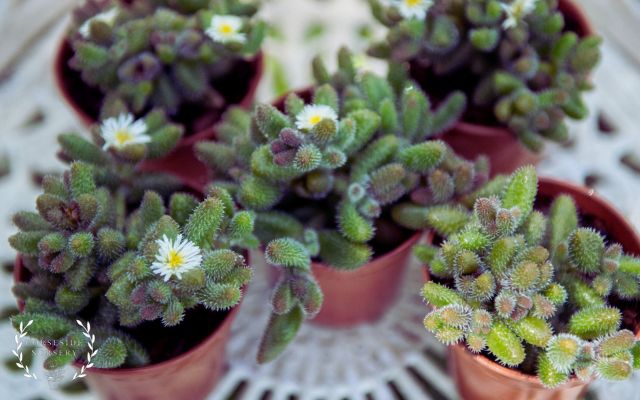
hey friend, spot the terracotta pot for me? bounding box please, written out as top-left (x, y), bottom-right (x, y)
top-left (12, 180), bottom-right (243, 399)
top-left (81, 307), bottom-right (238, 400)
top-left (312, 232), bottom-right (424, 327)
top-left (263, 232), bottom-right (425, 328)
top-left (54, 39), bottom-right (264, 189)
top-left (447, 177), bottom-right (640, 400)
top-left (14, 254), bottom-right (240, 400)
top-left (411, 0), bottom-right (594, 176)
top-left (449, 344), bottom-right (589, 400)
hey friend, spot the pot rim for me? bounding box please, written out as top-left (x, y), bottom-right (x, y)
top-left (450, 343), bottom-right (591, 389)
top-left (53, 37), bottom-right (264, 144)
top-left (13, 253), bottom-right (242, 376)
top-left (311, 231), bottom-right (426, 277)
top-left (446, 0), bottom-right (596, 137)
top-left (537, 176), bottom-right (640, 255)
top-left (74, 304), bottom-right (240, 376)
top-left (451, 175), bottom-right (640, 387)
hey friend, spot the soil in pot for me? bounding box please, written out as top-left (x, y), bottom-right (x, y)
top-left (447, 178), bottom-right (640, 400)
top-left (80, 305), bottom-right (239, 400)
top-left (409, 0), bottom-right (593, 175)
top-left (56, 40), bottom-right (262, 138)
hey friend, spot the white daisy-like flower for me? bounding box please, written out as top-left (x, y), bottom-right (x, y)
top-left (501, 0), bottom-right (538, 30)
top-left (206, 15), bottom-right (246, 44)
top-left (151, 235), bottom-right (203, 282)
top-left (295, 105), bottom-right (338, 131)
top-left (79, 8), bottom-right (119, 38)
top-left (394, 0), bottom-right (433, 20)
top-left (100, 113), bottom-right (150, 151)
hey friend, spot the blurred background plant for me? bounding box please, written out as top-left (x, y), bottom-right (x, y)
top-left (1, 0), bottom-right (640, 398)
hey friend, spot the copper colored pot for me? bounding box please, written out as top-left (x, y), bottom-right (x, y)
top-left (447, 177), bottom-right (640, 400)
top-left (438, 124), bottom-right (542, 176)
top-left (80, 307), bottom-right (238, 400)
top-left (14, 255), bottom-right (239, 400)
top-left (264, 232), bottom-right (426, 328)
top-left (13, 175), bottom-right (242, 400)
top-left (413, 0), bottom-right (595, 176)
top-left (53, 39), bottom-right (264, 191)
top-left (310, 232), bottom-right (424, 327)
top-left (449, 344), bottom-right (589, 400)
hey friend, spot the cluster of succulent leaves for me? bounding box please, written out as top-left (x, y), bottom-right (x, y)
top-left (368, 0), bottom-right (602, 151)
top-left (10, 139), bottom-right (255, 369)
top-left (417, 166), bottom-right (640, 387)
top-left (70, 0), bottom-right (265, 117)
top-left (196, 47), bottom-right (489, 362)
top-left (104, 183), bottom-right (256, 330)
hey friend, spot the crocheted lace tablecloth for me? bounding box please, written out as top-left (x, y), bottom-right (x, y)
top-left (0, 0), bottom-right (639, 399)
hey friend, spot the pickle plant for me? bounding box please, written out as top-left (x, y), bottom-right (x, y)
top-left (9, 118), bottom-right (255, 369)
top-left (417, 166), bottom-right (640, 387)
top-left (368, 0), bottom-right (602, 151)
top-left (69, 0), bottom-right (265, 119)
top-left (196, 47), bottom-right (489, 362)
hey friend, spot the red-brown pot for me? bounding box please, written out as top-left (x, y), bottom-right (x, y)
top-left (12, 180), bottom-right (242, 399)
top-left (263, 232), bottom-right (426, 328)
top-left (446, 177), bottom-right (640, 400)
top-left (14, 254), bottom-right (239, 400)
top-left (411, 0), bottom-right (595, 176)
top-left (310, 232), bottom-right (424, 327)
top-left (54, 39), bottom-right (264, 189)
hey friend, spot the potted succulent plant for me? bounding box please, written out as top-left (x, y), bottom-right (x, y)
top-left (9, 118), bottom-right (256, 400)
top-left (57, 0), bottom-right (266, 184)
top-left (368, 0), bottom-right (601, 174)
top-left (416, 166), bottom-right (640, 400)
top-left (195, 48), bottom-right (489, 362)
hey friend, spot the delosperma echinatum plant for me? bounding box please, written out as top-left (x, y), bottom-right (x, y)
top-left (10, 109), bottom-right (255, 369)
top-left (195, 47), bottom-right (490, 362)
top-left (197, 47), bottom-right (488, 270)
top-left (417, 166), bottom-right (640, 387)
top-left (10, 158), bottom-right (255, 369)
top-left (368, 0), bottom-right (602, 151)
top-left (69, 0), bottom-right (265, 118)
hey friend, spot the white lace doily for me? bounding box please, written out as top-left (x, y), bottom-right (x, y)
top-left (1, 0), bottom-right (639, 399)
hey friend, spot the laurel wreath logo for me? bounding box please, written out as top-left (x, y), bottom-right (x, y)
top-left (73, 320), bottom-right (97, 380)
top-left (13, 319), bottom-right (37, 380)
top-left (12, 319), bottom-right (98, 381)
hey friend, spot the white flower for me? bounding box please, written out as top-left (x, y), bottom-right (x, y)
top-left (100, 113), bottom-right (150, 151)
top-left (295, 105), bottom-right (338, 131)
top-left (79, 8), bottom-right (119, 38)
top-left (151, 235), bottom-right (203, 282)
top-left (394, 0), bottom-right (433, 20)
top-left (206, 15), bottom-right (246, 44)
top-left (502, 0), bottom-right (537, 30)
